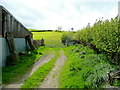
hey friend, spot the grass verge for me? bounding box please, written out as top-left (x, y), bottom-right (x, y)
top-left (21, 48), bottom-right (60, 88)
top-left (2, 47), bottom-right (48, 84)
top-left (59, 45), bottom-right (118, 88)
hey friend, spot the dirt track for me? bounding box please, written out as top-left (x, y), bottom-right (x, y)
top-left (3, 53), bottom-right (55, 88)
top-left (39, 49), bottom-right (66, 88)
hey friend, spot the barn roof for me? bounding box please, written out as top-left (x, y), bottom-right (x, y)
top-left (0, 5), bottom-right (32, 38)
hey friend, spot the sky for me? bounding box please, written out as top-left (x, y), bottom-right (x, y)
top-left (0, 0), bottom-right (119, 31)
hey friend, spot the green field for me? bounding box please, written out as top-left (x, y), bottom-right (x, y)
top-left (32, 32), bottom-right (64, 47)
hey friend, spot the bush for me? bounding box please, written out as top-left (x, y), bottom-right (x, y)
top-left (74, 17), bottom-right (120, 65)
top-left (61, 32), bottom-right (77, 46)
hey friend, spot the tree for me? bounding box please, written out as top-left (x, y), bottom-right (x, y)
top-left (57, 26), bottom-right (62, 32)
top-left (71, 28), bottom-right (74, 31)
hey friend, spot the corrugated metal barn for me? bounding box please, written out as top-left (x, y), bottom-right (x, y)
top-left (0, 6), bottom-right (35, 67)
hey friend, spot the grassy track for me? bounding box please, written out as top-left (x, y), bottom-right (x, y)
top-left (4, 30), bottom-right (119, 88)
top-left (2, 47), bottom-right (48, 84)
top-left (21, 48), bottom-right (60, 88)
top-left (32, 32), bottom-right (64, 47)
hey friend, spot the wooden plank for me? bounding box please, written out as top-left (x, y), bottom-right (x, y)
top-left (15, 22), bottom-right (18, 38)
top-left (107, 70), bottom-right (120, 83)
top-left (25, 35), bottom-right (36, 50)
top-left (112, 76), bottom-right (120, 79)
top-left (110, 70), bottom-right (120, 76)
top-left (0, 6), bottom-right (2, 37)
top-left (6, 32), bottom-right (15, 51)
top-left (5, 32), bottom-right (19, 62)
top-left (3, 11), bottom-right (6, 37)
top-left (13, 19), bottom-right (17, 37)
top-left (18, 24), bottom-right (21, 37)
top-left (11, 17), bottom-right (14, 33)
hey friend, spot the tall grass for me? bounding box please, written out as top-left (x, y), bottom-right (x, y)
top-left (59, 45), bottom-right (118, 88)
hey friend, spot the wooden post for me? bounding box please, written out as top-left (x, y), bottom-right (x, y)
top-left (25, 35), bottom-right (36, 50)
top-left (5, 32), bottom-right (19, 62)
top-left (41, 38), bottom-right (45, 46)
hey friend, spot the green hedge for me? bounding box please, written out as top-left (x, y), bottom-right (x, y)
top-left (75, 17), bottom-right (120, 64)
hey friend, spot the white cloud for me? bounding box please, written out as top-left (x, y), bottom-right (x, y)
top-left (0, 0), bottom-right (119, 31)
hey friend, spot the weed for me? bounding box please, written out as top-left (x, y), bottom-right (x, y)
top-left (59, 45), bottom-right (118, 88)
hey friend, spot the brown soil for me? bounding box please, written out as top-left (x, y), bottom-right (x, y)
top-left (38, 49), bottom-right (66, 88)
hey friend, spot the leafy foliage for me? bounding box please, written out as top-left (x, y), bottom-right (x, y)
top-left (59, 45), bottom-right (118, 88)
top-left (74, 17), bottom-right (120, 65)
top-left (61, 32), bottom-right (76, 46)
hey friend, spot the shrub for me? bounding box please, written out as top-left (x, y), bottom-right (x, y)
top-left (74, 17), bottom-right (120, 65)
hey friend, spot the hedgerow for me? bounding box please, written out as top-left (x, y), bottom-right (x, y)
top-left (74, 17), bottom-right (120, 65)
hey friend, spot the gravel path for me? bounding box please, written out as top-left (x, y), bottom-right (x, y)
top-left (39, 49), bottom-right (66, 88)
top-left (3, 53), bottom-right (55, 88)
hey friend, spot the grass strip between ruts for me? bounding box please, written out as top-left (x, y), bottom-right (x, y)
top-left (21, 50), bottom-right (60, 88)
